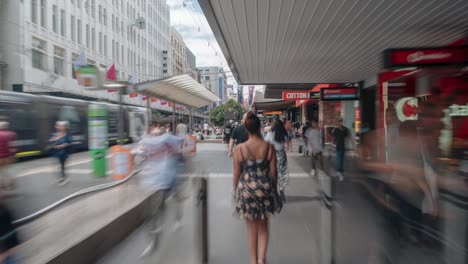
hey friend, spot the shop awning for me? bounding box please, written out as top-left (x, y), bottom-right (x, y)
top-left (253, 91), bottom-right (295, 111)
top-left (134, 74), bottom-right (220, 108)
top-left (199, 0), bottom-right (468, 84)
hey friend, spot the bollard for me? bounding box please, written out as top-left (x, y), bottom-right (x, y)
top-left (200, 177), bottom-right (208, 264)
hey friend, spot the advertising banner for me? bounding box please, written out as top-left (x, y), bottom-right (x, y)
top-left (321, 87), bottom-right (359, 101)
top-left (282, 91), bottom-right (310, 100)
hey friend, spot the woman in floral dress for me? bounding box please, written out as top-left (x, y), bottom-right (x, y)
top-left (233, 112), bottom-right (282, 264)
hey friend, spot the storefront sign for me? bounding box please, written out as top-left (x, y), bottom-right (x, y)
top-left (395, 97), bottom-right (418, 122)
top-left (449, 104), bottom-right (468, 116)
top-left (320, 87), bottom-right (359, 101)
top-left (383, 46), bottom-right (468, 69)
top-left (282, 91), bottom-right (310, 100)
top-left (263, 111), bottom-right (283, 116)
top-left (309, 91), bottom-right (320, 99)
top-left (78, 65), bottom-right (101, 90)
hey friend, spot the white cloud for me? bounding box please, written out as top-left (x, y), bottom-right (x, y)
top-left (167, 0), bottom-right (237, 84)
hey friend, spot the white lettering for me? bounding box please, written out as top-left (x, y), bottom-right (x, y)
top-left (407, 51), bottom-right (451, 63)
top-left (449, 104), bottom-right (468, 117)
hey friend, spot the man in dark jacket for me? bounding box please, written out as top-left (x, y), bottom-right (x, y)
top-left (332, 119), bottom-right (349, 180)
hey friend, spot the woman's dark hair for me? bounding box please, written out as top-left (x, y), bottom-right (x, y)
top-left (244, 111), bottom-right (261, 136)
top-left (272, 120), bottom-right (288, 143)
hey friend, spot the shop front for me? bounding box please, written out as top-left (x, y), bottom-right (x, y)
top-left (377, 43), bottom-right (468, 264)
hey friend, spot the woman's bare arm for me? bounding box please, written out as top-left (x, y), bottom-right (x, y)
top-left (268, 144), bottom-right (278, 186)
top-left (233, 145), bottom-right (242, 190)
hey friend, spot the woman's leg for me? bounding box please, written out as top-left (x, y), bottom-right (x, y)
top-left (257, 219), bottom-right (269, 264)
top-left (246, 219), bottom-right (258, 264)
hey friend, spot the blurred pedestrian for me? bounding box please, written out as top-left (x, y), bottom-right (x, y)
top-left (0, 192), bottom-right (20, 264)
top-left (306, 120), bottom-right (324, 177)
top-left (300, 121), bottom-right (311, 156)
top-left (285, 120), bottom-right (293, 152)
top-left (48, 121), bottom-right (72, 186)
top-left (133, 129), bottom-right (185, 257)
top-left (266, 120), bottom-right (289, 201)
top-left (0, 122), bottom-right (16, 193)
top-left (229, 113), bottom-right (249, 158)
top-left (332, 119), bottom-right (349, 181)
top-left (232, 111), bottom-right (282, 264)
top-left (224, 120), bottom-right (233, 144)
top-left (176, 120), bottom-right (187, 149)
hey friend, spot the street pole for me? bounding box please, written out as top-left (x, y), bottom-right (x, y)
top-left (189, 107), bottom-right (193, 134)
top-left (147, 98), bottom-right (151, 133)
top-left (172, 102), bottom-right (176, 134)
top-left (118, 87), bottom-right (125, 145)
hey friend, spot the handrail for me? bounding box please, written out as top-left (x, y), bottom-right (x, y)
top-left (13, 169), bottom-right (141, 227)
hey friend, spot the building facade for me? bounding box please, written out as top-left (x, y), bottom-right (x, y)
top-left (197, 66), bottom-right (227, 105)
top-left (170, 27), bottom-right (186, 76)
top-left (0, 0), bottom-right (171, 107)
top-left (185, 48), bottom-right (198, 81)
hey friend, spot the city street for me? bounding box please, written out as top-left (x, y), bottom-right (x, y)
top-left (99, 142), bottom-right (322, 264)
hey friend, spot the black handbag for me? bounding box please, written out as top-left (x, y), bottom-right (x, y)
top-left (272, 186), bottom-right (283, 213)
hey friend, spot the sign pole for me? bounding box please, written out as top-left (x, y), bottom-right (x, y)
top-left (88, 104), bottom-right (108, 177)
top-left (147, 98), bottom-right (151, 133)
top-left (172, 102), bottom-right (176, 134)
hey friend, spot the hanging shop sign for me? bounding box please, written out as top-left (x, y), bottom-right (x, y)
top-left (383, 45), bottom-right (468, 69)
top-left (282, 91), bottom-right (310, 100)
top-left (320, 87), bottom-right (359, 101)
top-left (309, 91), bottom-right (320, 99)
top-left (78, 65), bottom-right (101, 90)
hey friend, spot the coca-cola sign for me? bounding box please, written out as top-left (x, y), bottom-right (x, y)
top-left (383, 46), bottom-right (468, 69)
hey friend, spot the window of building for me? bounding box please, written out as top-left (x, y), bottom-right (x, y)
top-left (205, 76), bottom-right (210, 81)
top-left (70, 16), bottom-right (75, 41)
top-left (91, 0), bottom-right (95, 18)
top-left (99, 32), bottom-right (102, 53)
top-left (98, 5), bottom-right (102, 23)
top-left (52, 5), bottom-right (58, 33)
top-left (53, 46), bottom-right (65, 76)
top-left (92, 28), bottom-right (96, 51)
top-left (32, 37), bottom-right (47, 70)
top-left (121, 21), bottom-right (124, 37)
top-left (87, 59), bottom-right (96, 65)
top-left (86, 24), bottom-right (90, 48)
top-left (60, 9), bottom-right (66, 37)
top-left (116, 41), bottom-right (119, 62)
top-left (85, 0), bottom-right (89, 14)
top-left (31, 0), bottom-right (38, 24)
top-left (104, 35), bottom-right (108, 56)
top-left (116, 17), bottom-right (119, 33)
top-left (112, 40), bottom-right (115, 59)
top-left (111, 14), bottom-right (115, 31)
top-left (77, 19), bottom-right (82, 44)
top-left (121, 45), bottom-right (124, 64)
top-left (103, 8), bottom-right (107, 25)
top-left (76, 0), bottom-right (80, 8)
top-left (40, 0), bottom-right (46, 27)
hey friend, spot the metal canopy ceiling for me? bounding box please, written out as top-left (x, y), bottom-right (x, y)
top-left (199, 0), bottom-right (468, 85)
top-left (135, 74), bottom-right (220, 108)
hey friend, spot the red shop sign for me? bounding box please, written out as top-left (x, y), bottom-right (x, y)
top-left (383, 45), bottom-right (468, 69)
top-left (282, 91), bottom-right (310, 100)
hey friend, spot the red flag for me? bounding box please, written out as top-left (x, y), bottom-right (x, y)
top-left (129, 92), bottom-right (138, 98)
top-left (150, 98), bottom-right (158, 102)
top-left (141, 96), bottom-right (148, 101)
top-left (106, 64), bottom-right (117, 92)
top-left (168, 102), bottom-right (174, 107)
top-left (161, 101), bottom-right (168, 105)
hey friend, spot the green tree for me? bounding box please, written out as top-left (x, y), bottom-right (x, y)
top-left (209, 99), bottom-right (246, 127)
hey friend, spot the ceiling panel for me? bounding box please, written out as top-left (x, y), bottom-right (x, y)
top-left (199, 0), bottom-right (468, 85)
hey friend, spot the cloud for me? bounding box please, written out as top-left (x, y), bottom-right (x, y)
top-left (167, 0), bottom-right (236, 84)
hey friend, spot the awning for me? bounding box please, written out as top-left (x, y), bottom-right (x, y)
top-left (199, 0), bottom-right (468, 84)
top-left (253, 92), bottom-right (295, 111)
top-left (135, 74), bottom-right (220, 108)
